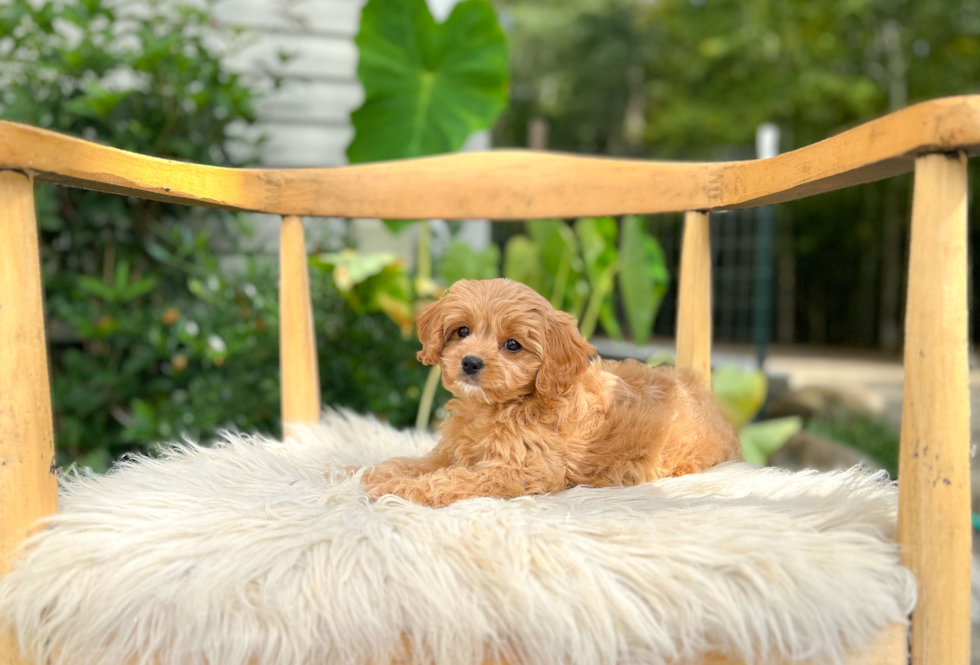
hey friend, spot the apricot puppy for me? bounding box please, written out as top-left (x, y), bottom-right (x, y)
top-left (359, 278), bottom-right (741, 507)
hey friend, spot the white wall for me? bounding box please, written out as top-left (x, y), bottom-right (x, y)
top-left (213, 0), bottom-right (361, 168)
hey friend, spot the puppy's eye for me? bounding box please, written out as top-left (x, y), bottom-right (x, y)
top-left (505, 339), bottom-right (521, 352)
top-left (457, 326), bottom-right (470, 339)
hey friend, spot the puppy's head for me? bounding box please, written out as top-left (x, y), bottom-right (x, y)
top-left (416, 279), bottom-right (594, 403)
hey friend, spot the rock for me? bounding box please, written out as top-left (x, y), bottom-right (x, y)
top-left (768, 431), bottom-right (885, 473)
top-left (766, 384), bottom-right (885, 421)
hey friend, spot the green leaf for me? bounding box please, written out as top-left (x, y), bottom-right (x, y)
top-left (77, 276), bottom-right (115, 301)
top-left (311, 251), bottom-right (414, 333)
top-left (365, 265), bottom-right (415, 334)
top-left (646, 350), bottom-right (676, 367)
top-left (123, 275), bottom-right (159, 300)
top-left (526, 220), bottom-right (584, 311)
top-left (310, 250), bottom-right (400, 291)
top-left (711, 365), bottom-right (768, 429)
top-left (574, 217), bottom-right (618, 285)
top-left (579, 258), bottom-right (620, 339)
top-left (383, 220), bottom-right (419, 234)
top-left (438, 240), bottom-right (500, 285)
top-left (740, 417), bottom-right (803, 466)
top-left (619, 216), bottom-right (669, 345)
top-left (347, 0), bottom-right (509, 163)
top-left (502, 235), bottom-right (543, 293)
top-left (122, 398), bottom-right (158, 444)
top-left (598, 300), bottom-right (624, 340)
top-left (113, 260), bottom-right (131, 291)
top-left (575, 217), bottom-right (620, 339)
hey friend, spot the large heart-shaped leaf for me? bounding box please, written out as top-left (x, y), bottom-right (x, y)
top-left (347, 0), bottom-right (509, 164)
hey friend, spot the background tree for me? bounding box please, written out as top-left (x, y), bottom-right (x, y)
top-left (495, 0), bottom-right (980, 349)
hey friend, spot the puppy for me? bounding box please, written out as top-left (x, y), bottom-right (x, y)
top-left (358, 278), bottom-right (741, 507)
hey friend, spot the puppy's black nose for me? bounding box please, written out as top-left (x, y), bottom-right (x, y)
top-left (461, 355), bottom-right (484, 376)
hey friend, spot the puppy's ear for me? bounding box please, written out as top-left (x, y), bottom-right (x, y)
top-left (535, 310), bottom-right (595, 400)
top-left (415, 296), bottom-right (449, 365)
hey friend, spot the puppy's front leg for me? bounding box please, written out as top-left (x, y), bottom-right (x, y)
top-left (367, 460), bottom-right (566, 507)
top-left (364, 467), bottom-right (510, 507)
top-left (350, 446), bottom-right (451, 483)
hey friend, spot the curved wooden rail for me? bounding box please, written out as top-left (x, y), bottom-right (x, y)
top-left (1, 96), bottom-right (979, 219)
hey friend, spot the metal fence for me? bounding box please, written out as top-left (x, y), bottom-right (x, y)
top-left (651, 209), bottom-right (772, 358)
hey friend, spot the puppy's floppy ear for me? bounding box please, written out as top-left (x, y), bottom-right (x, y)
top-left (415, 296), bottom-right (450, 365)
top-left (535, 309), bottom-right (595, 400)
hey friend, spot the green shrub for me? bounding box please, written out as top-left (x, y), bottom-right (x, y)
top-left (0, 0), bottom-right (437, 470)
top-left (51, 250), bottom-right (434, 471)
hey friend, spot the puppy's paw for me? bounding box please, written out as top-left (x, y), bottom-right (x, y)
top-left (366, 480), bottom-right (465, 508)
top-left (364, 478), bottom-right (431, 506)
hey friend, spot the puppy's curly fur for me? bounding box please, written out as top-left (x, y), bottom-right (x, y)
top-left (360, 279), bottom-right (741, 507)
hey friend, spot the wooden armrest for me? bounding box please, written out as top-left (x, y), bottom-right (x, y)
top-left (1, 95), bottom-right (979, 219)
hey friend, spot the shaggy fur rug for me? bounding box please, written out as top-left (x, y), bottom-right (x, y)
top-left (0, 410), bottom-right (914, 665)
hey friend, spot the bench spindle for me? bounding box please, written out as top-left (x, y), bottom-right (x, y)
top-left (0, 170), bottom-right (58, 665)
top-left (899, 152), bottom-right (971, 665)
top-left (279, 215), bottom-right (321, 432)
top-left (676, 210), bottom-right (713, 385)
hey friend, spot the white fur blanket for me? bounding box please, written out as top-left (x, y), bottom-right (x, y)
top-left (0, 410), bottom-right (914, 665)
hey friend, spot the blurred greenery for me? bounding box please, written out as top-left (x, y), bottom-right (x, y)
top-left (338, 0), bottom-right (675, 426)
top-left (503, 217), bottom-right (668, 345)
top-left (343, 0), bottom-right (672, 347)
top-left (711, 364), bottom-right (801, 465)
top-left (322, 216), bottom-right (672, 350)
top-left (0, 0), bottom-right (433, 470)
top-left (619, 216), bottom-right (669, 345)
top-left (439, 241), bottom-right (502, 285)
top-left (499, 0), bottom-right (980, 156)
top-left (574, 217), bottom-right (621, 340)
top-left (807, 409), bottom-right (900, 476)
top-left (712, 362), bottom-right (898, 470)
top-left (712, 365), bottom-right (769, 429)
top-left (311, 251), bottom-right (416, 335)
top-left (1, 0), bottom-right (937, 473)
top-left (313, 216), bottom-right (672, 428)
top-left (524, 219), bottom-right (587, 315)
top-left (496, 0), bottom-right (980, 348)
top-left (740, 416), bottom-right (804, 466)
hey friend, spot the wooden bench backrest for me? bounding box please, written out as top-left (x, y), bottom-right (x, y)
top-left (2, 95), bottom-right (979, 665)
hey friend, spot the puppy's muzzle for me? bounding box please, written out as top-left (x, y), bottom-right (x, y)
top-left (461, 355), bottom-right (484, 376)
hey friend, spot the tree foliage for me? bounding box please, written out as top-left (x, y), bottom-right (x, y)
top-left (495, 0), bottom-right (980, 347)
top-left (499, 0), bottom-right (980, 155)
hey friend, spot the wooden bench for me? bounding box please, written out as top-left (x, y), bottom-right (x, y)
top-left (3, 95), bottom-right (979, 664)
